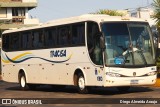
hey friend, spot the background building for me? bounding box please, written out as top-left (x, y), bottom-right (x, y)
top-left (129, 6), bottom-right (156, 27)
top-left (0, 0), bottom-right (40, 74)
top-left (0, 0), bottom-right (39, 48)
top-left (0, 0), bottom-right (39, 30)
top-left (129, 6), bottom-right (158, 42)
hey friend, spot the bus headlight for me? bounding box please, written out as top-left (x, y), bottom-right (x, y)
top-left (147, 71), bottom-right (157, 76)
top-left (106, 72), bottom-right (121, 77)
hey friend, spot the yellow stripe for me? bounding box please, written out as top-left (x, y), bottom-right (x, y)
top-left (1, 52), bottom-right (32, 64)
top-left (2, 59), bottom-right (10, 63)
top-left (11, 52), bottom-right (32, 61)
top-left (68, 54), bottom-right (73, 59)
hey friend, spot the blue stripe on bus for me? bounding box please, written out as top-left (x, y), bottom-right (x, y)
top-left (4, 54), bottom-right (71, 64)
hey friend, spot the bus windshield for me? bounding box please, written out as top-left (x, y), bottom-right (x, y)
top-left (102, 22), bottom-right (155, 66)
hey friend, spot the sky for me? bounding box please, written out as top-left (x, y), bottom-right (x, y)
top-left (29, 0), bottom-right (154, 23)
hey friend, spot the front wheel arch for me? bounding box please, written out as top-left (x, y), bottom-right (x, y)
top-left (73, 69), bottom-right (89, 94)
top-left (73, 68), bottom-right (86, 86)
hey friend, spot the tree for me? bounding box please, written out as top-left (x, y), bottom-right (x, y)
top-left (153, 0), bottom-right (160, 76)
top-left (153, 0), bottom-right (160, 27)
top-left (92, 9), bottom-right (125, 16)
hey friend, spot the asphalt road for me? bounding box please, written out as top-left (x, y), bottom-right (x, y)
top-left (0, 80), bottom-right (160, 107)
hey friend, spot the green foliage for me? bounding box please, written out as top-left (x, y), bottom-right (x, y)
top-left (157, 56), bottom-right (160, 67)
top-left (152, 0), bottom-right (160, 27)
top-left (92, 9), bottom-right (125, 16)
top-left (152, 1), bottom-right (160, 71)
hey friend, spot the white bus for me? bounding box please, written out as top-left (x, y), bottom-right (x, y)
top-left (1, 14), bottom-right (157, 93)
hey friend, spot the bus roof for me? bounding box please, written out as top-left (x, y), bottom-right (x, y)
top-left (3, 14), bottom-right (147, 34)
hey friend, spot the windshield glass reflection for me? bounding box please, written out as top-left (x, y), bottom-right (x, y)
top-left (102, 22), bottom-right (155, 66)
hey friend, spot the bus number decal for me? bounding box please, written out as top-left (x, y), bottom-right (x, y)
top-left (50, 50), bottom-right (67, 57)
top-left (97, 76), bottom-right (103, 81)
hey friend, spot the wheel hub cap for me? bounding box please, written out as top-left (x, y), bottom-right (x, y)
top-left (21, 76), bottom-right (25, 87)
top-left (78, 77), bottom-right (85, 90)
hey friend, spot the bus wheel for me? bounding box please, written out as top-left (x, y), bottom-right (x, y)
top-left (19, 73), bottom-right (27, 90)
top-left (117, 86), bottom-right (130, 92)
top-left (77, 73), bottom-right (88, 94)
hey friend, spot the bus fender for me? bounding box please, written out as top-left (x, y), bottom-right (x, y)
top-left (74, 66), bottom-right (88, 85)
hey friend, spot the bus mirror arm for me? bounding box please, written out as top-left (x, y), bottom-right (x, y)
top-left (98, 33), bottom-right (106, 68)
top-left (100, 35), bottom-right (106, 50)
top-left (100, 35), bottom-right (106, 68)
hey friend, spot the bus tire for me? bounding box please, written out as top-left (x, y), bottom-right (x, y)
top-left (77, 73), bottom-right (88, 94)
top-left (19, 73), bottom-right (27, 90)
top-left (117, 86), bottom-right (130, 92)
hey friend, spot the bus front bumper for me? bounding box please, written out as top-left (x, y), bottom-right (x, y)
top-left (104, 75), bottom-right (157, 87)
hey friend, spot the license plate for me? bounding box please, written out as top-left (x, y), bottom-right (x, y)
top-left (130, 80), bottom-right (139, 85)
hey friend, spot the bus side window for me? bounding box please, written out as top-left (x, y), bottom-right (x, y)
top-left (22, 31), bottom-right (32, 50)
top-left (13, 33), bottom-right (20, 50)
top-left (10, 34), bottom-right (14, 50)
top-left (45, 27), bottom-right (58, 48)
top-left (38, 30), bottom-right (44, 48)
top-left (52, 28), bottom-right (57, 46)
top-left (58, 26), bottom-right (70, 46)
top-left (32, 31), bottom-right (39, 48)
top-left (87, 22), bottom-right (102, 65)
top-left (72, 23), bottom-right (85, 45)
top-left (22, 33), bottom-right (27, 49)
top-left (2, 34), bottom-right (9, 51)
top-left (45, 29), bottom-right (52, 47)
top-left (10, 33), bottom-right (20, 51)
top-left (31, 30), bottom-right (44, 49)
